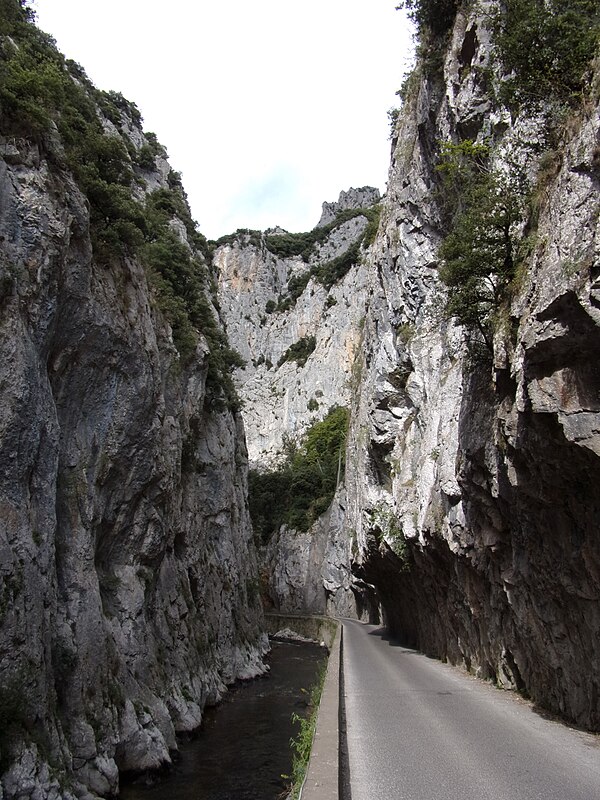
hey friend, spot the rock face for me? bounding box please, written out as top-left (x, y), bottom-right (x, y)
top-left (215, 190), bottom-right (380, 615)
top-left (344, 2), bottom-right (600, 730)
top-left (0, 59), bottom-right (266, 800)
top-left (215, 187), bottom-right (379, 467)
top-left (317, 186), bottom-right (381, 228)
top-left (261, 488), bottom-right (360, 617)
top-left (214, 2), bottom-right (600, 731)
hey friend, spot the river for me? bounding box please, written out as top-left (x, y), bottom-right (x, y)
top-left (120, 639), bottom-right (327, 800)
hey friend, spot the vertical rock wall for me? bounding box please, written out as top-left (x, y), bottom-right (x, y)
top-left (0, 133), bottom-right (267, 798)
top-left (345, 2), bottom-right (600, 730)
top-left (215, 191), bottom-right (377, 466)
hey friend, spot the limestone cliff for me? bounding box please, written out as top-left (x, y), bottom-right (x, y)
top-left (215, 188), bottom-right (379, 467)
top-left (0, 5), bottom-right (267, 797)
top-left (215, 190), bottom-right (379, 615)
top-left (345, 0), bottom-right (600, 730)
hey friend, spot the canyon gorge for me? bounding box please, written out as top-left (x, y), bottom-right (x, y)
top-left (1, 0), bottom-right (599, 797)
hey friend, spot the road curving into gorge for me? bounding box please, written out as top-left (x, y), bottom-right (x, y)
top-left (342, 618), bottom-right (600, 800)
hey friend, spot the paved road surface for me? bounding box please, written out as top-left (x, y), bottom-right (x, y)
top-left (342, 619), bottom-right (600, 800)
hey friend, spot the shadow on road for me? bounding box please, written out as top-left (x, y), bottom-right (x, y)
top-left (366, 625), bottom-right (420, 651)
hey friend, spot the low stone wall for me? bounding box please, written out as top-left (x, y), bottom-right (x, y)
top-left (300, 622), bottom-right (341, 800)
top-left (265, 612), bottom-right (338, 649)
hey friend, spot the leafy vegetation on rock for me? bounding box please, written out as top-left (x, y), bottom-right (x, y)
top-left (370, 503), bottom-right (411, 570)
top-left (248, 407), bottom-right (349, 541)
top-left (214, 228), bottom-right (263, 250)
top-left (267, 205), bottom-right (380, 311)
top-left (265, 205), bottom-right (379, 260)
top-left (432, 1), bottom-right (600, 347)
top-left (395, 0), bottom-right (459, 36)
top-left (277, 335), bottom-right (317, 368)
top-left (395, 0), bottom-right (460, 79)
top-left (0, 0), bottom-right (242, 408)
top-left (490, 0), bottom-right (600, 110)
top-left (435, 140), bottom-right (528, 348)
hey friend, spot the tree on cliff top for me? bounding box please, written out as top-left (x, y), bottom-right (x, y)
top-left (396, 0), bottom-right (459, 36)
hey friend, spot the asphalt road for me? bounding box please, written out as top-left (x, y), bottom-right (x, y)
top-left (342, 619), bottom-right (600, 800)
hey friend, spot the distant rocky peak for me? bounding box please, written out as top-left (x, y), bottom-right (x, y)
top-left (317, 186), bottom-right (381, 227)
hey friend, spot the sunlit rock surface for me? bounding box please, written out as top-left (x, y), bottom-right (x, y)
top-left (215, 189), bottom-right (379, 615)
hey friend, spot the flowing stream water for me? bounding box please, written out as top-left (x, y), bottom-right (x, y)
top-left (121, 639), bottom-right (327, 800)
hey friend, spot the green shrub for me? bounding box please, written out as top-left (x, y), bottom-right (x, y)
top-left (435, 140), bottom-right (528, 347)
top-left (136, 143), bottom-right (157, 169)
top-left (396, 0), bottom-right (459, 36)
top-left (490, 0), bottom-right (600, 110)
top-left (143, 131), bottom-right (168, 158)
top-left (435, 139), bottom-right (492, 225)
top-left (388, 106), bottom-right (401, 137)
top-left (371, 504), bottom-right (411, 570)
top-left (267, 205), bottom-right (380, 309)
top-left (214, 228), bottom-right (262, 249)
top-left (277, 335), bottom-right (316, 368)
top-left (287, 271), bottom-right (311, 301)
top-left (98, 89), bottom-right (142, 128)
top-left (438, 172), bottom-right (525, 345)
top-left (248, 407), bottom-right (349, 541)
top-left (362, 204), bottom-right (381, 247)
top-left (0, 0), bottom-right (238, 407)
top-left (313, 240), bottom-right (362, 289)
top-left (264, 206), bottom-right (377, 261)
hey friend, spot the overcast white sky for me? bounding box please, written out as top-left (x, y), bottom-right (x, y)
top-left (34, 1), bottom-right (414, 239)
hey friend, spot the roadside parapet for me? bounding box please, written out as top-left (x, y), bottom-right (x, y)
top-left (265, 612), bottom-right (338, 649)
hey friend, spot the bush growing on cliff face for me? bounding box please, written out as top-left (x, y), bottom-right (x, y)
top-left (371, 503), bottom-right (411, 570)
top-left (0, 2), bottom-right (149, 262)
top-left (264, 206), bottom-right (379, 264)
top-left (248, 407), bottom-right (350, 542)
top-left (277, 335), bottom-right (317, 368)
top-left (430, 3), bottom-right (599, 344)
top-left (262, 206), bottom-right (380, 311)
top-left (435, 140), bottom-right (528, 347)
top-left (438, 173), bottom-right (524, 346)
top-left (491, 0), bottom-right (600, 109)
top-left (435, 139), bottom-right (492, 223)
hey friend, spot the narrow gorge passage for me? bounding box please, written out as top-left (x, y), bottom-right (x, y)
top-left (342, 619), bottom-right (600, 800)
